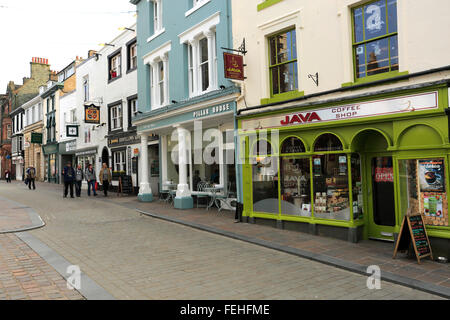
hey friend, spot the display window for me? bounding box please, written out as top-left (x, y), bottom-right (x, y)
top-left (312, 154), bottom-right (350, 221)
top-left (280, 137), bottom-right (310, 216)
top-left (251, 140), bottom-right (279, 214)
top-left (399, 158), bottom-right (448, 227)
top-left (351, 153), bottom-right (364, 220)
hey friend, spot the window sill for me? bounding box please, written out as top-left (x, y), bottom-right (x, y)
top-left (185, 0), bottom-right (211, 17)
top-left (257, 0), bottom-right (283, 11)
top-left (108, 75), bottom-right (122, 84)
top-left (260, 90), bottom-right (304, 105)
top-left (341, 70), bottom-right (409, 88)
top-left (147, 28), bottom-right (165, 43)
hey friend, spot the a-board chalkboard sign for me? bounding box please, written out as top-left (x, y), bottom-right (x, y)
top-left (118, 175), bottom-right (134, 196)
top-left (393, 214), bottom-right (433, 264)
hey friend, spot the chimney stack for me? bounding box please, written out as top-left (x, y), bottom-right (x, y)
top-left (31, 57), bottom-right (49, 65)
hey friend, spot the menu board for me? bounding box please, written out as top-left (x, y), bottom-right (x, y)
top-left (409, 215), bottom-right (431, 257)
top-left (393, 214), bottom-right (433, 264)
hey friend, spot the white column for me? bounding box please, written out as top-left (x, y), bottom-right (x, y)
top-left (161, 135), bottom-right (168, 183)
top-left (204, 30), bottom-right (215, 91)
top-left (150, 61), bottom-right (158, 109)
top-left (218, 126), bottom-right (225, 188)
top-left (161, 54), bottom-right (169, 106)
top-left (189, 38), bottom-right (199, 96)
top-left (138, 134), bottom-right (152, 198)
top-left (176, 126), bottom-right (190, 198)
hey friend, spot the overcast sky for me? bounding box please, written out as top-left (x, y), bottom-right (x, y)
top-left (0, 0), bottom-right (136, 92)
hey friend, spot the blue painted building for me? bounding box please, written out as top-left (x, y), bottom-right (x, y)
top-left (130, 0), bottom-right (241, 209)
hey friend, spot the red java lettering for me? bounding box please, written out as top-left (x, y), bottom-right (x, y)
top-left (280, 112), bottom-right (322, 125)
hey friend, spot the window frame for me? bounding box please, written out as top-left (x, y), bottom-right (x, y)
top-left (113, 149), bottom-right (127, 173)
top-left (127, 94), bottom-right (138, 129)
top-left (127, 39), bottom-right (138, 73)
top-left (268, 28), bottom-right (299, 98)
top-left (108, 49), bottom-right (122, 83)
top-left (108, 101), bottom-right (123, 133)
top-left (351, 0), bottom-right (399, 81)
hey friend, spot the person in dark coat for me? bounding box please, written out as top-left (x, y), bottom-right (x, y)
top-left (62, 162), bottom-right (75, 198)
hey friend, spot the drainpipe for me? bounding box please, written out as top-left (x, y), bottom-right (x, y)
top-left (445, 108), bottom-right (450, 143)
top-left (232, 80), bottom-right (245, 204)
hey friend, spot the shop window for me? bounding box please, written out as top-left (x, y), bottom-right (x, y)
top-left (281, 137), bottom-right (305, 154)
top-left (268, 28), bottom-right (298, 96)
top-left (314, 134), bottom-right (343, 152)
top-left (113, 150), bottom-right (126, 173)
top-left (313, 154), bottom-right (350, 220)
top-left (252, 139), bottom-right (273, 156)
top-left (398, 158), bottom-right (448, 227)
top-left (281, 157), bottom-right (311, 216)
top-left (252, 156), bottom-right (279, 214)
top-left (352, 0), bottom-right (398, 79)
top-left (351, 153), bottom-right (363, 219)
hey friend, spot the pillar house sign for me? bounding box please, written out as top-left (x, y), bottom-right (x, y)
top-left (193, 103), bottom-right (232, 119)
top-left (224, 53), bottom-right (244, 81)
top-left (241, 92), bottom-right (438, 131)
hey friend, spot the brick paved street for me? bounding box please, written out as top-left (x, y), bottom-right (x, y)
top-left (0, 233), bottom-right (84, 300)
top-left (0, 181), bottom-right (446, 300)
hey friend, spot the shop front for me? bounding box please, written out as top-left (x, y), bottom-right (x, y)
top-left (107, 131), bottom-right (142, 192)
top-left (136, 96), bottom-right (239, 209)
top-left (238, 85), bottom-right (450, 257)
top-left (43, 143), bottom-right (59, 184)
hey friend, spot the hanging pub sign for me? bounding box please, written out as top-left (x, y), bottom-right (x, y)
top-left (85, 104), bottom-right (100, 124)
top-left (223, 52), bottom-right (244, 81)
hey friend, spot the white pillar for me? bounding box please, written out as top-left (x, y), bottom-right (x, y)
top-left (176, 126), bottom-right (190, 198)
top-left (161, 135), bottom-right (168, 184)
top-left (150, 61), bottom-right (158, 109)
top-left (189, 38), bottom-right (199, 96)
top-left (161, 54), bottom-right (169, 106)
top-left (205, 30), bottom-right (215, 91)
top-left (138, 133), bottom-right (153, 201)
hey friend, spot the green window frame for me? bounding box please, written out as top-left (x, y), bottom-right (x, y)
top-left (352, 0), bottom-right (398, 80)
top-left (268, 28), bottom-right (298, 98)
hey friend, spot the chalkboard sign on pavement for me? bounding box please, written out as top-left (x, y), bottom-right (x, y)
top-left (393, 213), bottom-right (433, 264)
top-left (118, 175), bottom-right (134, 196)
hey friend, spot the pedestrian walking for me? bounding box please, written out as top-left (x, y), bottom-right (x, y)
top-left (99, 163), bottom-right (112, 197)
top-left (62, 162), bottom-right (75, 198)
top-left (75, 164), bottom-right (84, 197)
top-left (25, 167), bottom-right (36, 190)
top-left (5, 169), bottom-right (11, 183)
top-left (85, 164), bottom-right (98, 197)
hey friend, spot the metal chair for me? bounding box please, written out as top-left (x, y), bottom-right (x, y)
top-left (196, 181), bottom-right (212, 208)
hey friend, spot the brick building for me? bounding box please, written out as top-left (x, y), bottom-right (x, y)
top-left (0, 58), bottom-right (54, 179)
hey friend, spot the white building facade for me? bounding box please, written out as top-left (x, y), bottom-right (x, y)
top-left (74, 24), bottom-right (141, 192)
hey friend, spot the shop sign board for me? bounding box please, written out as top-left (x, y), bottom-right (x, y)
top-left (241, 91), bottom-right (438, 131)
top-left (224, 52), bottom-right (244, 81)
top-left (65, 140), bottom-right (77, 153)
top-left (418, 159), bottom-right (445, 192)
top-left (31, 132), bottom-right (43, 144)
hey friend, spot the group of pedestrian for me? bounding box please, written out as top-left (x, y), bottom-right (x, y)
top-left (62, 162), bottom-right (112, 198)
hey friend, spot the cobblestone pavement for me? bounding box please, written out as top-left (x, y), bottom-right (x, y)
top-left (0, 181), bottom-right (444, 300)
top-left (0, 233), bottom-right (84, 300)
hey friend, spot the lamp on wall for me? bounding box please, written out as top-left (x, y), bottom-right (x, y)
top-left (118, 27), bottom-right (135, 32)
top-left (99, 43), bottom-right (115, 47)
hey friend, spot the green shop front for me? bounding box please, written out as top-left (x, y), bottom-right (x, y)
top-left (238, 84), bottom-right (450, 258)
top-left (43, 143), bottom-right (59, 184)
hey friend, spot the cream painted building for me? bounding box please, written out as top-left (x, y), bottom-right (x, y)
top-left (232, 0), bottom-right (450, 110)
top-left (233, 0), bottom-right (450, 256)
